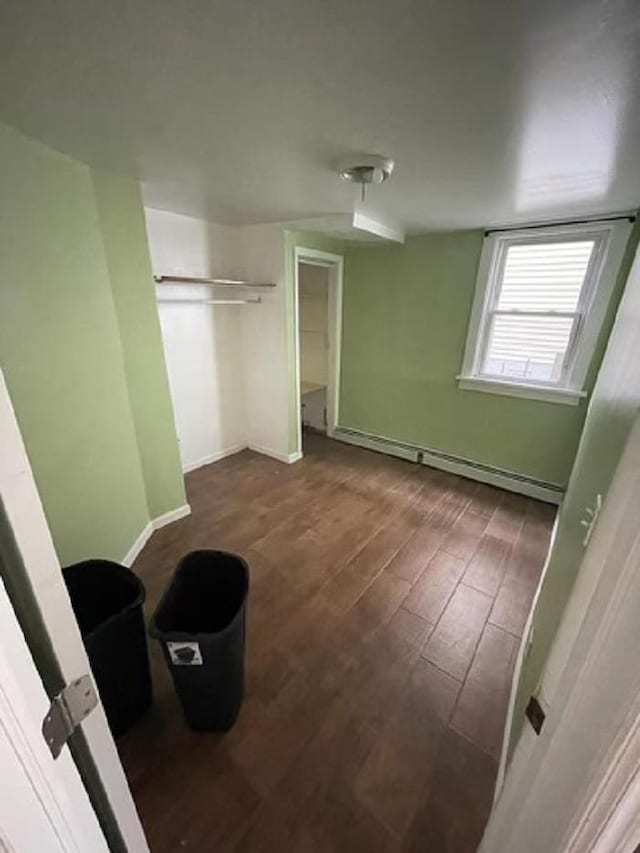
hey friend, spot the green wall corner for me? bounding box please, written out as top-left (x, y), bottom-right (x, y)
top-left (91, 170), bottom-right (185, 519)
top-left (0, 122), bottom-right (184, 565)
top-left (338, 229), bottom-right (632, 487)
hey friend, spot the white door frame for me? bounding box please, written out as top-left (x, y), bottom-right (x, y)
top-left (0, 369), bottom-right (149, 852)
top-left (480, 414), bottom-right (640, 853)
top-left (0, 574), bottom-right (109, 852)
top-left (293, 247), bottom-right (344, 456)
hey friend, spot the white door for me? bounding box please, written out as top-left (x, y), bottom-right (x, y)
top-left (0, 369), bottom-right (149, 852)
top-left (480, 415), bottom-right (640, 853)
top-left (0, 575), bottom-right (109, 852)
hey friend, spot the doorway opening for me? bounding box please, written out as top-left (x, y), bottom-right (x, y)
top-left (293, 248), bottom-right (343, 457)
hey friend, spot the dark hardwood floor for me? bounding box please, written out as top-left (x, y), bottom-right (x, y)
top-left (119, 432), bottom-right (555, 852)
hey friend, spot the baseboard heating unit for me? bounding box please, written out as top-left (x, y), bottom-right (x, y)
top-left (332, 427), bottom-right (564, 504)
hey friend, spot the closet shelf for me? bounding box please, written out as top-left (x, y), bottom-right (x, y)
top-left (301, 381), bottom-right (326, 395)
top-left (154, 274), bottom-right (275, 288)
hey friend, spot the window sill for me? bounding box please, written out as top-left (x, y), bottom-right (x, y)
top-left (457, 375), bottom-right (587, 406)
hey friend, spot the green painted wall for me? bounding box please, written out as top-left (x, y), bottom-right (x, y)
top-left (508, 222), bottom-right (640, 756)
top-left (339, 230), bottom-right (633, 486)
top-left (91, 171), bottom-right (185, 518)
top-left (0, 122), bottom-right (183, 564)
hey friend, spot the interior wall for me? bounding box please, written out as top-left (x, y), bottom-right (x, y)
top-left (0, 121), bottom-right (183, 565)
top-left (238, 224), bottom-right (290, 460)
top-left (508, 228), bottom-right (640, 758)
top-left (92, 175), bottom-right (185, 516)
top-left (144, 208), bottom-right (247, 471)
top-left (299, 263), bottom-right (329, 386)
top-left (299, 263), bottom-right (329, 432)
top-left (144, 217), bottom-right (337, 467)
top-left (339, 230), bottom-right (636, 487)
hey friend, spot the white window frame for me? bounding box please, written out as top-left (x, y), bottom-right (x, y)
top-left (458, 220), bottom-right (632, 405)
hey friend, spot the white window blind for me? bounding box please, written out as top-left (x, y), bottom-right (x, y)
top-left (482, 240), bottom-right (594, 383)
top-left (459, 219), bottom-right (631, 404)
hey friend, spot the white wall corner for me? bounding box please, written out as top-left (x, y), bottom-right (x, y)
top-left (182, 443), bottom-right (247, 473)
top-left (248, 443), bottom-right (302, 464)
top-left (352, 208), bottom-right (405, 243)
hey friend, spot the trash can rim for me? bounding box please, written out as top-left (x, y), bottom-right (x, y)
top-left (148, 549), bottom-right (249, 641)
top-left (63, 559), bottom-right (146, 640)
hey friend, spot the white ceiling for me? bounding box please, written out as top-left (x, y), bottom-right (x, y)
top-left (1, 0), bottom-right (639, 231)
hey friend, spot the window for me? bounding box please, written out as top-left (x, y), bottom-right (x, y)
top-left (459, 221), bottom-right (632, 405)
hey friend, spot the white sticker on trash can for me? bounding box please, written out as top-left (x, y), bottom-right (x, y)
top-left (167, 641), bottom-right (203, 666)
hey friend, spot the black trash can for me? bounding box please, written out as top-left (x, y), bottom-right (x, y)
top-left (149, 550), bottom-right (249, 732)
top-left (63, 560), bottom-right (152, 738)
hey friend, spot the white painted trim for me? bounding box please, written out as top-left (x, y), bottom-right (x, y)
top-left (480, 415), bottom-right (640, 853)
top-left (152, 503), bottom-right (191, 530)
top-left (494, 512), bottom-right (560, 799)
top-left (334, 426), bottom-right (564, 503)
top-left (248, 443), bottom-right (302, 464)
top-left (459, 219), bottom-right (632, 404)
top-left (293, 247), bottom-right (344, 459)
top-left (0, 578), bottom-right (109, 851)
top-left (122, 504), bottom-right (191, 567)
top-left (0, 369), bottom-right (150, 852)
top-left (121, 523), bottom-right (153, 568)
top-left (182, 444), bottom-right (246, 473)
top-left (565, 697), bottom-right (640, 853)
top-left (457, 375), bottom-right (586, 405)
top-left (352, 209), bottom-right (405, 243)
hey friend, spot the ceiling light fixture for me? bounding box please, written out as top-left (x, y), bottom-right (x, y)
top-left (338, 154), bottom-right (395, 202)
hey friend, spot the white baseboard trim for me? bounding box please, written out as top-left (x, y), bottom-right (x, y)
top-left (122, 523), bottom-right (153, 568)
top-left (152, 503), bottom-right (191, 530)
top-left (121, 503), bottom-right (191, 567)
top-left (182, 444), bottom-right (246, 473)
top-left (248, 443), bottom-right (302, 464)
top-left (184, 441), bottom-right (302, 467)
top-left (333, 426), bottom-right (564, 504)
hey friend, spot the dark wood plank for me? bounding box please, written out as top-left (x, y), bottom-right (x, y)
top-left (485, 491), bottom-right (527, 544)
top-left (355, 660), bottom-right (460, 836)
top-left (117, 432), bottom-right (553, 852)
top-left (441, 507), bottom-right (490, 561)
top-left (421, 584), bottom-right (493, 681)
top-left (385, 525), bottom-right (445, 583)
top-left (465, 481), bottom-right (506, 518)
top-left (462, 534), bottom-right (511, 597)
top-left (489, 577), bottom-right (536, 637)
top-left (317, 514), bottom-right (417, 615)
top-left (345, 606), bottom-right (434, 733)
top-left (450, 623), bottom-right (519, 758)
top-left (403, 550), bottom-right (467, 623)
top-left (404, 727), bottom-right (498, 853)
